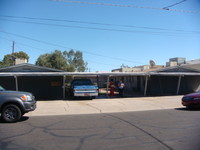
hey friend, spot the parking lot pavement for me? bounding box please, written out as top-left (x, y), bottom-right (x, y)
top-left (28, 95), bottom-right (184, 116)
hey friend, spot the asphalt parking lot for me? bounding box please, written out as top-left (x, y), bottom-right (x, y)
top-left (27, 95), bottom-right (184, 116)
top-left (3, 95), bottom-right (200, 150)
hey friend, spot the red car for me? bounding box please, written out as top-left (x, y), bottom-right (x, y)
top-left (182, 91), bottom-right (200, 108)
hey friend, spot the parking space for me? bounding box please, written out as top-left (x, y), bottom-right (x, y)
top-left (28, 95), bottom-right (184, 116)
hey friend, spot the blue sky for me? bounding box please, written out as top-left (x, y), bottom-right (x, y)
top-left (0, 0), bottom-right (200, 72)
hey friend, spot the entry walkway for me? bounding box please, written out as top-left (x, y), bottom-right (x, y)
top-left (28, 96), bottom-right (184, 116)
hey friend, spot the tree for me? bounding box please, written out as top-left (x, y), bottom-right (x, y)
top-left (36, 50), bottom-right (68, 71)
top-left (121, 64), bottom-right (129, 68)
top-left (0, 51), bottom-right (29, 68)
top-left (74, 51), bottom-right (87, 72)
top-left (63, 50), bottom-right (75, 72)
top-left (0, 61), bottom-right (3, 68)
top-left (36, 50), bottom-right (87, 72)
top-left (63, 50), bottom-right (87, 72)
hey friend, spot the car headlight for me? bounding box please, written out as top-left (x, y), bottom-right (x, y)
top-left (20, 95), bottom-right (33, 101)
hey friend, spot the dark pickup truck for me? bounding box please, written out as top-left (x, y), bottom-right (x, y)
top-left (0, 86), bottom-right (36, 123)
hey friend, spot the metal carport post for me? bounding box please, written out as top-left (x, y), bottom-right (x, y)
top-left (144, 75), bottom-right (149, 96)
top-left (106, 76), bottom-right (110, 97)
top-left (14, 75), bottom-right (18, 91)
top-left (63, 75), bottom-right (66, 99)
top-left (176, 75), bottom-right (183, 95)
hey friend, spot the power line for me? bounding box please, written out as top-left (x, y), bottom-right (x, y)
top-left (163, 0), bottom-right (187, 10)
top-left (0, 30), bottom-right (145, 65)
top-left (87, 60), bottom-right (119, 67)
top-left (0, 15), bottom-right (199, 34)
top-left (0, 36), bottom-right (48, 52)
top-left (50, 0), bottom-right (200, 14)
top-left (0, 30), bottom-right (67, 48)
top-left (1, 18), bottom-right (199, 37)
top-left (0, 36), bottom-right (127, 67)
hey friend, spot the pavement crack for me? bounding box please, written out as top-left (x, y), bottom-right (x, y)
top-left (65, 101), bottom-right (69, 107)
top-left (105, 113), bottom-right (174, 150)
top-left (86, 104), bottom-right (102, 113)
top-left (64, 107), bottom-right (67, 112)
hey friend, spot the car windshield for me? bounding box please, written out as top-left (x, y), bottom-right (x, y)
top-left (72, 80), bottom-right (93, 86)
top-left (0, 85), bottom-right (5, 91)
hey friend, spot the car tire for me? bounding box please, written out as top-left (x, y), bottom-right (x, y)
top-left (1, 104), bottom-right (22, 123)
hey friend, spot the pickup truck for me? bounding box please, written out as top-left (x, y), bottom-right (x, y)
top-left (0, 85), bottom-right (36, 123)
top-left (70, 79), bottom-right (98, 99)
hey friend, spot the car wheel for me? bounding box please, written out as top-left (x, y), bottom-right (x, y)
top-left (1, 104), bottom-right (22, 123)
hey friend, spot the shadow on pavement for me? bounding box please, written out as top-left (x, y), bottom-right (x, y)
top-left (175, 107), bottom-right (200, 111)
top-left (0, 116), bottom-right (29, 123)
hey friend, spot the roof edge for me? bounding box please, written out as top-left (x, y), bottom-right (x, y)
top-left (0, 63), bottom-right (64, 72)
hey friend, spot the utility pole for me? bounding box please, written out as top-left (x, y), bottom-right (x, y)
top-left (12, 41), bottom-right (15, 65)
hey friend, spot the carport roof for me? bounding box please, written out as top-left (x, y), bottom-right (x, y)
top-left (0, 63), bottom-right (64, 72)
top-left (148, 64), bottom-right (200, 73)
top-left (0, 71), bottom-right (200, 77)
top-left (0, 63), bottom-right (200, 77)
top-left (181, 63), bottom-right (200, 71)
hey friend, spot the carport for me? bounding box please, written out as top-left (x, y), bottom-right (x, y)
top-left (0, 64), bottom-right (200, 99)
top-left (147, 65), bottom-right (200, 95)
top-left (0, 64), bottom-right (65, 99)
top-left (147, 72), bottom-right (200, 95)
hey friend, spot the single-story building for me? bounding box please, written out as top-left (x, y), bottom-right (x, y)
top-left (0, 63), bottom-right (200, 99)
